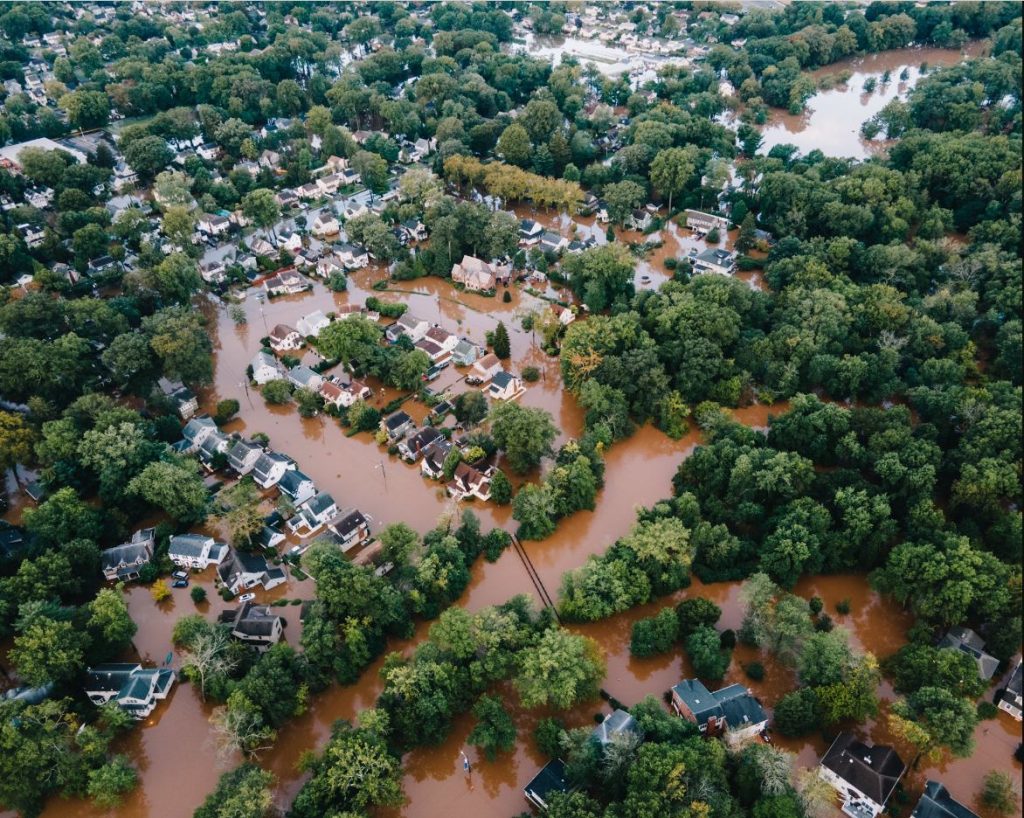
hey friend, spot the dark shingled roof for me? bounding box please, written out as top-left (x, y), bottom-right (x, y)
top-left (524, 759), bottom-right (569, 808)
top-left (821, 733), bottom-right (905, 807)
top-left (911, 781), bottom-right (980, 818)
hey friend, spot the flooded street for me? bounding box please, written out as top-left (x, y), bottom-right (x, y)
top-left (759, 43), bottom-right (988, 159)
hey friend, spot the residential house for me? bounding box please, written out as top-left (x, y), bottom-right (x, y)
top-left (415, 338), bottom-right (448, 363)
top-left (196, 430), bottom-right (230, 468)
top-left (524, 759), bottom-right (569, 811)
top-left (252, 452), bottom-right (294, 489)
top-left (197, 213), bottom-right (230, 237)
top-left (226, 438), bottom-right (263, 475)
top-left (278, 468), bottom-right (316, 505)
top-left (385, 314), bottom-right (429, 344)
top-left (818, 732), bottom-right (906, 818)
top-left (628, 209), bottom-right (653, 231)
top-left (288, 492), bottom-right (338, 537)
top-left (197, 142), bottom-right (220, 161)
top-left (296, 310), bottom-right (331, 338)
top-left (17, 223), bottom-right (45, 248)
top-left (420, 438), bottom-right (454, 480)
top-left (199, 258), bottom-right (227, 284)
top-left (298, 182), bottom-right (321, 200)
top-left (399, 218), bottom-right (427, 242)
top-left (315, 253), bottom-right (346, 279)
top-left (311, 211), bottom-right (340, 237)
top-left (452, 339), bottom-right (480, 367)
top-left (258, 149), bottom-right (281, 170)
top-left (335, 242), bottom-right (369, 270)
top-left (552, 304), bottom-right (575, 326)
top-left (269, 324), bottom-right (303, 352)
top-left (259, 523), bottom-right (286, 551)
top-left (539, 231), bottom-right (569, 254)
top-left (592, 709), bottom-right (641, 747)
top-left (424, 326), bottom-right (458, 355)
top-left (84, 663), bottom-right (175, 719)
top-left (670, 680), bottom-right (767, 745)
top-left (337, 169), bottom-right (361, 189)
top-left (316, 173), bottom-right (342, 195)
top-left (519, 218), bottom-right (544, 245)
top-left (264, 269), bottom-right (311, 296)
top-left (287, 365), bottom-right (324, 392)
top-left (910, 781), bottom-right (980, 818)
top-left (327, 508), bottom-right (371, 552)
top-left (277, 230), bottom-right (303, 253)
top-left (100, 528), bottom-right (155, 581)
top-left (217, 548), bottom-right (287, 595)
top-left (467, 352), bottom-right (502, 384)
top-left (447, 461), bottom-right (492, 502)
top-left (249, 236), bottom-right (276, 257)
top-left (234, 160), bottom-right (260, 177)
top-left (451, 254), bottom-right (497, 292)
top-left (692, 248), bottom-right (736, 276)
top-left (998, 660), bottom-right (1022, 720)
top-left (938, 627), bottom-right (1000, 681)
top-left (276, 189), bottom-right (298, 209)
top-left (88, 256), bottom-right (121, 276)
top-left (158, 378), bottom-right (198, 419)
top-left (219, 601), bottom-right (283, 652)
top-left (320, 378), bottom-right (372, 409)
top-left (251, 351), bottom-right (285, 385)
top-left (181, 415), bottom-right (219, 452)
top-left (685, 209), bottom-right (730, 233)
top-left (323, 155), bottom-right (349, 173)
top-left (382, 411), bottom-right (414, 441)
top-left (168, 533), bottom-right (229, 570)
top-left (487, 371), bottom-right (523, 401)
top-left (398, 427), bottom-right (442, 462)
top-left (400, 137), bottom-right (435, 163)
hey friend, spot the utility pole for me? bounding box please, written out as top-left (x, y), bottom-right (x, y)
top-left (239, 380), bottom-right (253, 409)
top-left (375, 460), bottom-right (388, 492)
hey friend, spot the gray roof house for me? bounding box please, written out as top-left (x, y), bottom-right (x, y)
top-left (100, 528), bottom-right (155, 581)
top-left (910, 781), bottom-right (980, 818)
top-left (217, 548), bottom-right (287, 595)
top-left (938, 626), bottom-right (999, 681)
top-left (84, 663), bottom-right (175, 719)
top-left (420, 438), bottom-right (454, 480)
top-left (382, 411), bottom-right (414, 441)
top-left (218, 601), bottom-right (284, 652)
top-left (252, 452), bottom-right (294, 489)
top-left (398, 426), bottom-right (441, 462)
top-left (592, 709), bottom-right (641, 747)
top-left (287, 365), bottom-right (324, 391)
top-left (328, 509), bottom-right (371, 552)
top-left (182, 415), bottom-right (218, 452)
top-left (693, 247), bottom-right (736, 276)
top-left (670, 680), bottom-right (768, 746)
top-left (818, 732), bottom-right (905, 818)
top-left (251, 350), bottom-right (284, 385)
top-left (197, 430), bottom-right (230, 468)
top-left (278, 468), bottom-right (316, 505)
top-left (168, 533), bottom-right (229, 570)
top-left (288, 491), bottom-right (338, 537)
top-left (226, 438), bottom-right (263, 476)
top-left (524, 759), bottom-right (570, 810)
top-left (998, 660), bottom-right (1022, 720)
top-left (452, 338), bottom-right (480, 367)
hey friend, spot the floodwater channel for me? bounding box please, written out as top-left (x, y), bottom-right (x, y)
top-left (758, 42), bottom-right (988, 160)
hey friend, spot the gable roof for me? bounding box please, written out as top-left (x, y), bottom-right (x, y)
top-left (329, 508), bottom-right (368, 539)
top-left (938, 626), bottom-right (999, 680)
top-left (279, 468), bottom-right (313, 495)
top-left (911, 781), bottom-right (980, 818)
top-left (592, 709), bottom-right (640, 746)
top-left (821, 732), bottom-right (905, 807)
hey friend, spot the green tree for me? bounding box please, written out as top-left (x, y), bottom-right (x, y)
top-left (87, 755), bottom-right (138, 809)
top-left (129, 458), bottom-right (208, 524)
top-left (676, 598), bottom-right (721, 637)
top-left (351, 150), bottom-right (389, 194)
top-left (685, 625), bottom-right (730, 680)
top-left (489, 402), bottom-right (557, 474)
top-left (60, 89), bottom-right (111, 130)
top-left (143, 307), bottom-right (213, 385)
top-left (981, 771), bottom-right (1018, 815)
top-left (152, 253), bottom-right (202, 305)
top-left (0, 410), bottom-right (35, 477)
top-left (496, 123), bottom-right (532, 168)
top-left (242, 189), bottom-right (280, 241)
top-left (11, 614), bottom-right (89, 687)
top-left (649, 146), bottom-right (697, 213)
top-left (219, 478), bottom-right (264, 548)
top-left (890, 686), bottom-right (978, 759)
top-left (563, 243), bottom-right (635, 312)
top-left (467, 694), bottom-right (516, 761)
top-left (23, 486), bottom-right (102, 547)
top-left (773, 689), bottom-right (822, 737)
top-left (630, 607), bottom-right (679, 658)
top-left (515, 628), bottom-right (605, 710)
top-left (194, 764), bottom-right (275, 818)
top-left (122, 136), bottom-right (172, 183)
top-left (603, 180), bottom-right (645, 225)
top-left (454, 391), bottom-right (488, 426)
top-left (262, 379), bottom-right (293, 405)
top-left (87, 588), bottom-right (137, 661)
top-left (492, 321), bottom-right (511, 360)
top-left (489, 469), bottom-right (513, 505)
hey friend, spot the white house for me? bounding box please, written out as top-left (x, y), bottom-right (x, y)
top-left (263, 269), bottom-right (310, 296)
top-left (251, 351), bottom-right (284, 385)
top-left (100, 529), bottom-right (155, 581)
top-left (818, 733), bottom-right (906, 818)
top-left (487, 371), bottom-right (524, 401)
top-left (16, 223), bottom-right (45, 248)
top-left (316, 173), bottom-right (341, 195)
top-left (220, 602), bottom-right (283, 651)
top-left (278, 468), bottom-right (316, 505)
top-left (287, 365), bottom-right (324, 391)
top-left (999, 661), bottom-right (1022, 720)
top-left (197, 213), bottom-right (230, 236)
top-left (451, 255), bottom-right (496, 292)
top-left (296, 310), bottom-right (331, 338)
top-left (467, 352), bottom-right (503, 384)
top-left (385, 313), bottom-right (429, 343)
top-left (277, 231), bottom-right (303, 253)
top-left (311, 211), bottom-right (340, 237)
top-left (217, 549), bottom-right (287, 595)
top-left (519, 218), bottom-right (544, 244)
top-left (685, 209), bottom-right (730, 233)
top-left (226, 438), bottom-right (263, 475)
top-left (335, 242), bottom-right (369, 270)
top-left (168, 533), bottom-right (229, 570)
top-left (251, 452), bottom-right (294, 489)
top-left (181, 415), bottom-right (219, 452)
top-left (287, 491), bottom-right (338, 537)
top-left (268, 324), bottom-right (303, 352)
top-left (692, 248), bottom-right (736, 276)
top-left (447, 462), bottom-right (493, 502)
top-left (328, 509), bottom-right (372, 552)
top-left (84, 663), bottom-right (175, 719)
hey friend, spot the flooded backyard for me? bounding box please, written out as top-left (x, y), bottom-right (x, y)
top-left (758, 42), bottom-right (988, 159)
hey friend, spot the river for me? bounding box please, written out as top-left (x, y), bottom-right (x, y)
top-left (758, 42), bottom-right (989, 160)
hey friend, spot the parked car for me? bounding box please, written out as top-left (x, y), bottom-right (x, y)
top-left (172, 579), bottom-right (189, 588)
top-left (238, 592), bottom-right (256, 602)
top-left (171, 570), bottom-right (189, 580)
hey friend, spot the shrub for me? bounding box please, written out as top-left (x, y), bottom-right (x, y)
top-left (664, 256), bottom-right (677, 270)
top-left (744, 661), bottom-right (765, 681)
top-left (328, 271), bottom-right (347, 291)
top-left (522, 366), bottom-right (540, 383)
top-left (835, 598), bottom-right (851, 615)
top-left (262, 380), bottom-right (293, 405)
top-left (773, 688), bottom-right (821, 737)
top-left (150, 582), bottom-right (171, 603)
top-left (981, 771), bottom-right (1018, 814)
top-left (706, 227), bottom-right (720, 243)
top-left (977, 701), bottom-right (999, 720)
top-left (630, 608), bottom-right (679, 658)
top-left (814, 614), bottom-right (834, 632)
top-left (482, 529), bottom-right (510, 562)
top-left (534, 718), bottom-right (565, 759)
top-left (808, 596), bottom-right (824, 615)
top-left (502, 290), bottom-right (512, 303)
top-left (676, 598), bottom-right (722, 637)
top-left (686, 626), bottom-right (730, 680)
top-left (366, 296), bottom-right (406, 318)
top-left (489, 470), bottom-right (513, 505)
top-left (190, 586), bottom-right (207, 604)
top-left (215, 399), bottom-right (240, 424)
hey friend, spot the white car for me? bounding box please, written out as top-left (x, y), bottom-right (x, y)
top-left (237, 592), bottom-right (256, 602)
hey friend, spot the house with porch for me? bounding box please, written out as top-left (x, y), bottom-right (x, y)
top-left (288, 492), bottom-right (338, 537)
top-left (382, 411), bottom-right (414, 441)
top-left (252, 452), bottom-right (294, 489)
top-left (447, 462), bottom-right (492, 502)
top-left (219, 601), bottom-right (283, 652)
top-left (328, 508), bottom-right (372, 552)
top-left (101, 529), bottom-right (155, 581)
top-left (217, 548), bottom-right (287, 595)
top-left (998, 660), bottom-right (1022, 720)
top-left (269, 324), bottom-right (303, 352)
top-left (264, 269), bottom-right (311, 296)
top-left (539, 231), bottom-right (569, 254)
top-left (181, 415), bottom-right (218, 453)
top-left (670, 679), bottom-right (767, 746)
top-left (398, 427), bottom-right (442, 463)
top-left (278, 468), bottom-right (316, 505)
top-left (159, 378), bottom-right (199, 419)
top-left (452, 339), bottom-right (481, 367)
top-left (311, 211), bottom-right (340, 237)
top-left (519, 218), bottom-right (544, 245)
top-left (335, 242), bottom-right (369, 270)
top-left (168, 533), bottom-right (229, 570)
top-left (251, 351), bottom-right (285, 385)
top-left (818, 733), bottom-right (906, 818)
top-left (385, 313), bottom-right (429, 343)
top-left (692, 248), bottom-right (736, 276)
top-left (84, 663), bottom-right (175, 719)
top-left (197, 213), bottom-right (230, 237)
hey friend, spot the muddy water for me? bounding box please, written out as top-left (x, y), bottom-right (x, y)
top-left (759, 43), bottom-right (988, 160)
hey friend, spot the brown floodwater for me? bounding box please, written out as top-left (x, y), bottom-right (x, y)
top-left (758, 42), bottom-right (989, 160)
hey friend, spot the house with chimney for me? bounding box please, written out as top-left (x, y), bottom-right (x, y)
top-left (328, 508), bottom-right (372, 552)
top-left (252, 452), bottom-right (294, 489)
top-left (269, 324), bottom-right (303, 352)
top-left (226, 438), bottom-right (263, 476)
top-left (447, 461), bottom-right (493, 502)
top-left (100, 528), bottom-right (155, 581)
top-left (217, 548), bottom-right (287, 595)
top-left (451, 255), bottom-right (497, 292)
top-left (168, 533), bottom-right (229, 570)
top-left (670, 679), bottom-right (767, 746)
top-left (219, 601), bottom-right (284, 652)
top-left (818, 732), bottom-right (906, 818)
top-left (84, 663), bottom-right (175, 719)
top-left (251, 350), bottom-right (285, 385)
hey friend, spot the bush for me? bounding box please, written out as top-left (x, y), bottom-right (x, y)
top-left (706, 227), bottom-right (721, 243)
top-left (215, 399), bottom-right (240, 424)
top-left (676, 598), bottom-right (722, 637)
top-left (773, 688), bottom-right (821, 737)
top-left (327, 271), bottom-right (347, 291)
top-left (150, 582), bottom-right (171, 603)
top-left (482, 529), bottom-right (510, 562)
top-left (502, 290), bottom-right (511, 303)
top-left (489, 470), bottom-right (513, 505)
top-left (262, 380), bottom-right (293, 405)
top-left (630, 608), bottom-right (679, 658)
top-left (522, 366), bottom-right (540, 383)
top-left (686, 626), bottom-right (730, 680)
top-left (835, 598), bottom-right (851, 615)
top-left (534, 718), bottom-right (565, 759)
top-left (981, 771), bottom-right (1017, 814)
top-left (190, 586), bottom-right (207, 604)
top-left (719, 629), bottom-right (736, 649)
top-left (808, 596), bottom-right (824, 615)
top-left (744, 661), bottom-right (765, 681)
top-left (814, 614), bottom-right (834, 632)
top-left (977, 701), bottom-right (999, 720)
top-left (664, 256), bottom-right (677, 270)
top-left (366, 296), bottom-right (406, 318)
